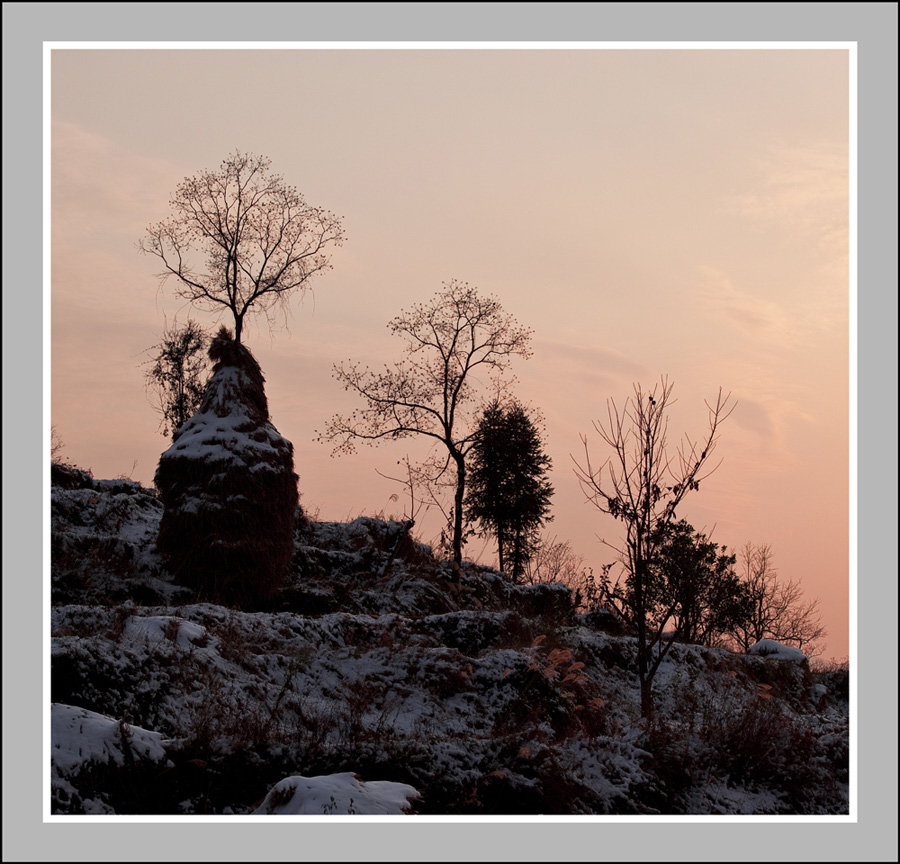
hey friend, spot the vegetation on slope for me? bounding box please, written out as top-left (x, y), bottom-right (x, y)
top-left (49, 466), bottom-right (849, 816)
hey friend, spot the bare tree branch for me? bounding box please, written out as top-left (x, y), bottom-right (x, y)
top-left (318, 280), bottom-right (532, 568)
top-left (727, 542), bottom-right (827, 656)
top-left (572, 376), bottom-right (735, 719)
top-left (139, 150), bottom-right (345, 343)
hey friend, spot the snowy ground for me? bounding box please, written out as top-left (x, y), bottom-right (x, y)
top-left (48, 465), bottom-right (850, 816)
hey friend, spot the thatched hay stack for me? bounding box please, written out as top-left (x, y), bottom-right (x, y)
top-left (154, 328), bottom-right (299, 606)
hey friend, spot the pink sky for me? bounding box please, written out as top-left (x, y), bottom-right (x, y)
top-left (50, 47), bottom-right (851, 659)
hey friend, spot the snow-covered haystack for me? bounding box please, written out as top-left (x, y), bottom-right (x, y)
top-left (155, 328), bottom-right (298, 607)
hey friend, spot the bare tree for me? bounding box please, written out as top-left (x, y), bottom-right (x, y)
top-left (378, 452), bottom-right (459, 558)
top-left (50, 425), bottom-right (67, 464)
top-left (728, 542), bottom-right (827, 657)
top-left (523, 535), bottom-right (605, 612)
top-left (139, 150), bottom-right (345, 343)
top-left (524, 536), bottom-right (587, 587)
top-left (573, 376), bottom-right (734, 719)
top-left (373, 456), bottom-right (428, 579)
top-left (319, 280), bottom-right (533, 570)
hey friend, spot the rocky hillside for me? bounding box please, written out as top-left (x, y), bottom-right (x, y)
top-left (49, 464), bottom-right (849, 816)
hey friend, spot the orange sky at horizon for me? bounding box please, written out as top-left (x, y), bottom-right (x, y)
top-left (49, 47), bottom-right (851, 660)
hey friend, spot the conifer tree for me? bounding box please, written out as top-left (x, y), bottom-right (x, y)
top-left (465, 400), bottom-right (554, 581)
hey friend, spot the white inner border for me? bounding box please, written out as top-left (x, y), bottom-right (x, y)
top-left (43, 39), bottom-right (858, 825)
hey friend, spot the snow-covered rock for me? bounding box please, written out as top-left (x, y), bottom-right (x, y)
top-left (810, 682), bottom-right (829, 709)
top-left (749, 639), bottom-right (808, 662)
top-left (52, 703), bottom-right (168, 773)
top-left (51, 703), bottom-right (171, 815)
top-left (253, 773), bottom-right (420, 815)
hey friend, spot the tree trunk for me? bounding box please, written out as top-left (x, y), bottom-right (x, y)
top-left (451, 450), bottom-right (466, 570)
top-left (512, 528), bottom-right (525, 583)
top-left (634, 549), bottom-right (654, 720)
top-left (636, 614), bottom-right (654, 719)
top-left (640, 676), bottom-right (654, 722)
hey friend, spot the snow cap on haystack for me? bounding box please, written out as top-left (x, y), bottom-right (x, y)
top-left (154, 327), bottom-right (298, 605)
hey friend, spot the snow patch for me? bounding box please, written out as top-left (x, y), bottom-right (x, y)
top-left (253, 772), bottom-right (420, 815)
top-left (749, 639), bottom-right (807, 662)
top-left (51, 703), bottom-right (168, 776)
top-left (123, 615), bottom-right (209, 649)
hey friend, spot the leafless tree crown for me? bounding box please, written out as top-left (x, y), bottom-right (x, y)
top-left (319, 280), bottom-right (533, 566)
top-left (139, 150), bottom-right (345, 343)
top-left (730, 542), bottom-right (827, 656)
top-left (572, 376), bottom-right (735, 718)
top-left (573, 378), bottom-right (733, 549)
top-left (320, 280), bottom-right (533, 456)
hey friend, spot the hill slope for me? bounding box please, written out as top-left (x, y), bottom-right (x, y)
top-left (49, 465), bottom-right (849, 815)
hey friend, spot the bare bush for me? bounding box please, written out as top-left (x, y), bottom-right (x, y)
top-left (727, 542), bottom-right (827, 657)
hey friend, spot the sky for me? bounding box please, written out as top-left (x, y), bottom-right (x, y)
top-left (49, 46), bottom-right (851, 660)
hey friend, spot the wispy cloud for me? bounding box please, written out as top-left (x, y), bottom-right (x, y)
top-left (534, 338), bottom-right (648, 381)
top-left (729, 140), bottom-right (849, 276)
top-left (693, 266), bottom-right (793, 344)
top-left (52, 120), bottom-right (181, 244)
top-left (731, 394), bottom-right (778, 441)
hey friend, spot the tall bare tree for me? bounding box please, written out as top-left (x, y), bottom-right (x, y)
top-left (139, 150), bottom-right (345, 343)
top-left (728, 542), bottom-right (827, 657)
top-left (573, 376), bottom-right (734, 719)
top-left (319, 280), bottom-right (533, 570)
